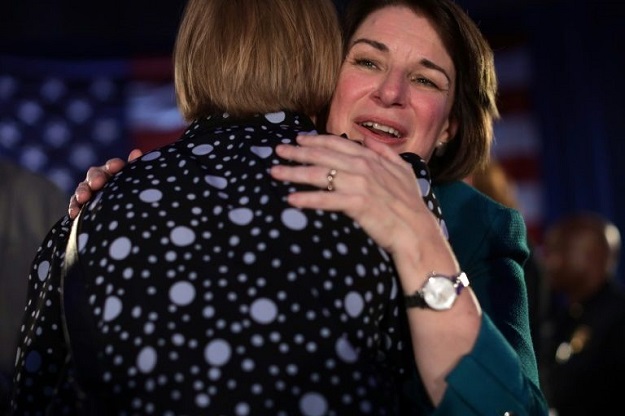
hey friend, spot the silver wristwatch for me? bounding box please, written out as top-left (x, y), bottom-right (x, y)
top-left (404, 272), bottom-right (469, 310)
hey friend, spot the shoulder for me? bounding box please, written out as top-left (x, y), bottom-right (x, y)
top-left (434, 181), bottom-right (528, 261)
top-left (434, 181), bottom-right (530, 330)
top-left (434, 180), bottom-right (522, 223)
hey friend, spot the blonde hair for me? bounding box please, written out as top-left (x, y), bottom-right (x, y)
top-left (174, 0), bottom-right (343, 121)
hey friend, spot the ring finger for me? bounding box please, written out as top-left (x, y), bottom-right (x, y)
top-left (270, 164), bottom-right (348, 193)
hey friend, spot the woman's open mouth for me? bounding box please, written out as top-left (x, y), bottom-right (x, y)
top-left (359, 121), bottom-right (402, 139)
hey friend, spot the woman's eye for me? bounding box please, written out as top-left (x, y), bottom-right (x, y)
top-left (354, 58), bottom-right (378, 69)
top-left (411, 76), bottom-right (439, 89)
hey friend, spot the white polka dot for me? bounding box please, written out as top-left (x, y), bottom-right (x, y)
top-left (418, 177), bottom-right (431, 196)
top-left (144, 322), bottom-right (155, 335)
top-left (142, 151), bottom-right (161, 161)
top-left (37, 260), bottom-right (50, 281)
top-left (336, 242), bottom-right (348, 255)
top-left (243, 252), bottom-right (256, 264)
top-left (169, 281), bottom-right (195, 306)
top-left (344, 292), bottom-right (364, 318)
top-left (250, 298), bottom-right (278, 324)
top-left (265, 112), bottom-right (286, 123)
top-left (24, 350), bottom-right (42, 372)
top-left (204, 339), bottom-right (231, 366)
top-left (103, 296), bottom-right (122, 321)
top-left (388, 280), bottom-right (398, 303)
top-left (440, 219), bottom-right (449, 239)
top-left (241, 358), bottom-right (255, 372)
top-left (170, 226), bottom-right (195, 246)
top-left (335, 336), bottom-right (358, 363)
top-left (281, 208), bottom-right (307, 230)
top-left (123, 267), bottom-right (134, 279)
top-left (205, 175), bottom-right (228, 189)
top-left (87, 193), bottom-right (103, 211)
top-left (131, 306), bottom-right (142, 318)
top-left (229, 208), bottom-right (254, 226)
top-left (195, 393), bottom-right (210, 408)
top-left (300, 392), bottom-right (328, 416)
top-left (235, 402), bottom-right (250, 416)
top-left (139, 189), bottom-right (163, 203)
top-left (137, 346), bottom-right (157, 373)
top-left (172, 334), bottom-right (185, 346)
top-left (203, 306), bottom-right (215, 318)
top-left (355, 264), bottom-right (366, 277)
top-left (77, 232), bottom-right (89, 251)
top-left (192, 144), bottom-right (214, 156)
top-left (110, 237), bottom-right (132, 260)
top-left (250, 146), bottom-right (272, 159)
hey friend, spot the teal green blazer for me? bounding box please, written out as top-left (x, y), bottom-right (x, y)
top-left (415, 181), bottom-right (548, 415)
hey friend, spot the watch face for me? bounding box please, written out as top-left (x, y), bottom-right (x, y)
top-left (423, 276), bottom-right (456, 310)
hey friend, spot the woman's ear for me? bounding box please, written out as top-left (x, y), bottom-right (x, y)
top-left (442, 115), bottom-right (459, 142)
top-left (435, 116), bottom-right (458, 156)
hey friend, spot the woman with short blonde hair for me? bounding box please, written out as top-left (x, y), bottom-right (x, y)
top-left (174, 0), bottom-right (342, 120)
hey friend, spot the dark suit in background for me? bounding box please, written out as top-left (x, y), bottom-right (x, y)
top-left (0, 159), bottom-right (67, 413)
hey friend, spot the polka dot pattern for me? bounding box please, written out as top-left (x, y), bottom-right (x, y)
top-left (400, 152), bottom-right (447, 238)
top-left (13, 112), bottom-right (418, 414)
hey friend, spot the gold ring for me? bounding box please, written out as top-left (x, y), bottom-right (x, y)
top-left (326, 168), bottom-right (337, 192)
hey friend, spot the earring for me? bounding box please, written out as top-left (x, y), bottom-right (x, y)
top-left (435, 141), bottom-right (446, 156)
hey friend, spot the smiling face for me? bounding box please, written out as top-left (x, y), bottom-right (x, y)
top-left (326, 5), bottom-right (458, 160)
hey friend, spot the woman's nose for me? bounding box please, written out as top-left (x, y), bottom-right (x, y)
top-left (372, 71), bottom-right (408, 107)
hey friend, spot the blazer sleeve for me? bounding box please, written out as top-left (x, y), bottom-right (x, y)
top-left (430, 181), bottom-right (549, 415)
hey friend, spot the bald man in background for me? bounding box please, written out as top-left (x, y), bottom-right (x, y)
top-left (539, 212), bottom-right (625, 416)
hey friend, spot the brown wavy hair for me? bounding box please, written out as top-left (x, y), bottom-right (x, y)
top-left (343, 0), bottom-right (499, 183)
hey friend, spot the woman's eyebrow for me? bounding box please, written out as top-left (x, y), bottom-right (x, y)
top-left (350, 38), bottom-right (387, 52)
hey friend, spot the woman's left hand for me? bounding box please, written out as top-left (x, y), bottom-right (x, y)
top-left (270, 133), bottom-right (445, 255)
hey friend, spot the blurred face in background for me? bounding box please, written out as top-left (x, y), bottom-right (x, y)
top-left (542, 222), bottom-right (610, 302)
top-left (543, 228), bottom-right (590, 293)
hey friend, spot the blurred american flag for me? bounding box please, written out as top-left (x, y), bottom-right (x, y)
top-left (0, 55), bottom-right (185, 196)
top-left (0, 49), bottom-right (543, 242)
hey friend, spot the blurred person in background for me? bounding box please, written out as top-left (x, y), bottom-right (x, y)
top-left (539, 211), bottom-right (625, 415)
top-left (0, 158), bottom-right (67, 413)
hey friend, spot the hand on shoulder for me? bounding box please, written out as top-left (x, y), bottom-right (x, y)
top-left (68, 149), bottom-right (144, 218)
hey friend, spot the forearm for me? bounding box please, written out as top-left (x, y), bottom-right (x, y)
top-left (390, 212), bottom-right (481, 404)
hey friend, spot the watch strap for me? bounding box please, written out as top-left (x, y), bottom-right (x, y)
top-left (404, 290), bottom-right (428, 308)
